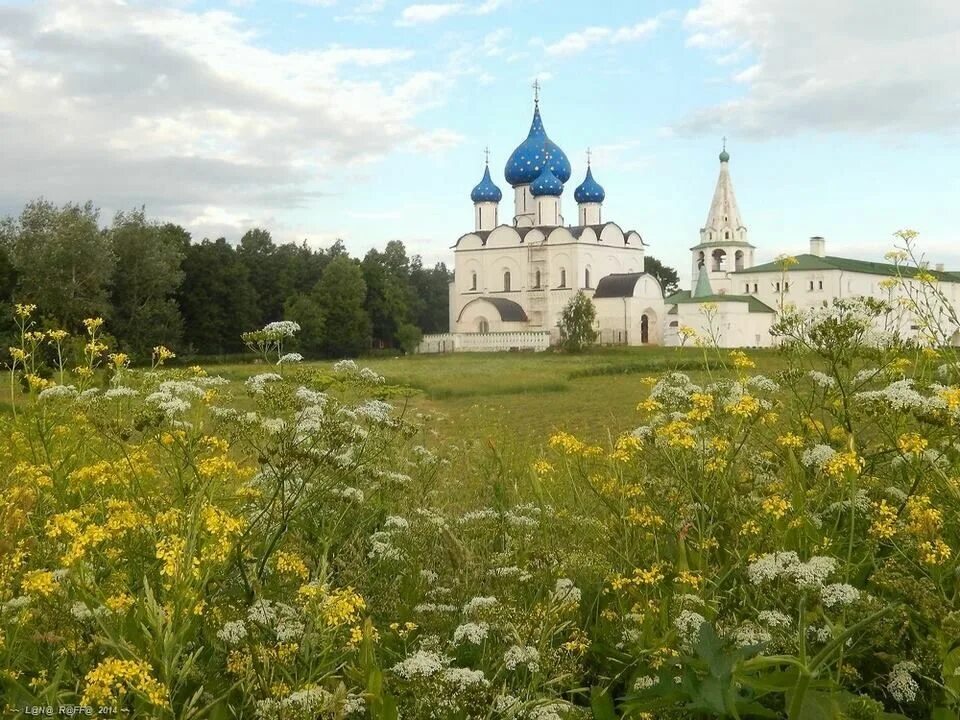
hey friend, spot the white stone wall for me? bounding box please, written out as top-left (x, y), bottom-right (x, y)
top-left (663, 302), bottom-right (775, 348)
top-left (418, 331), bottom-right (552, 354)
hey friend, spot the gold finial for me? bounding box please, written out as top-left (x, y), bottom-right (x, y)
top-left (532, 78), bottom-right (541, 104)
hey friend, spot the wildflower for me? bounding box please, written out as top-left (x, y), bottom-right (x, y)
top-left (761, 495), bottom-right (791, 519)
top-left (918, 539), bottom-right (952, 565)
top-left (105, 593), bottom-right (135, 613)
top-left (452, 622), bottom-right (489, 645)
top-left (674, 610), bottom-right (706, 644)
top-left (869, 500), bottom-right (899, 540)
top-left (81, 658), bottom-right (167, 707)
top-left (727, 394), bottom-right (761, 417)
top-left (822, 450), bottom-right (863, 478)
top-left (391, 650), bottom-right (447, 679)
top-left (897, 433), bottom-right (928, 455)
top-left (217, 620), bottom-right (248, 645)
top-left (757, 610), bottom-right (792, 628)
top-left (82, 317), bottom-right (104, 333)
top-left (905, 496), bottom-right (942, 538)
top-left (777, 433), bottom-right (804, 448)
top-left (503, 645), bottom-right (540, 672)
top-left (278, 353), bottom-right (303, 365)
top-left (821, 583), bottom-right (860, 609)
top-left (561, 629), bottom-right (591, 654)
top-left (887, 661), bottom-right (920, 703)
top-left (462, 596), bottom-right (498, 616)
top-left (550, 578), bottom-right (582, 606)
top-left (532, 458), bottom-right (554, 476)
top-left (21, 570), bottom-right (58, 598)
top-left (626, 506), bottom-right (665, 529)
top-left (275, 552), bottom-right (310, 581)
top-left (15, 303), bottom-right (36, 318)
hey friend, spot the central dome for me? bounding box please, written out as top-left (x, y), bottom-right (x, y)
top-left (504, 104), bottom-right (571, 187)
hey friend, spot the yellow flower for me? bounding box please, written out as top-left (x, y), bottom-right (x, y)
top-left (687, 392), bottom-right (714, 421)
top-left (15, 303), bottom-right (36, 318)
top-left (675, 571), bottom-right (703, 589)
top-left (918, 538), bottom-right (952, 565)
top-left (152, 345), bottom-right (176, 366)
top-left (897, 433), bottom-right (928, 455)
top-left (822, 450), bottom-right (863, 478)
top-left (82, 317), bottom-right (104, 333)
top-left (637, 397), bottom-right (663, 413)
top-left (532, 458), bottom-right (554, 476)
top-left (81, 658), bottom-right (167, 707)
top-left (729, 350), bottom-right (755, 371)
top-left (561, 629), bottom-right (591, 654)
top-left (626, 506), bottom-right (665, 529)
top-left (777, 433), bottom-right (804, 448)
top-left (740, 520), bottom-right (761, 536)
top-left (869, 500), bottom-right (898, 541)
top-left (727, 394), bottom-right (761, 418)
top-left (905, 495), bottom-right (942, 539)
top-left (761, 495), bottom-right (791, 519)
top-left (105, 593), bottom-right (135, 613)
top-left (275, 551), bottom-right (310, 581)
top-left (21, 570), bottom-right (58, 598)
top-left (108, 352), bottom-right (130, 369)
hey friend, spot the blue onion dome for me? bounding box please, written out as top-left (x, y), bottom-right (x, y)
top-left (574, 166), bottom-right (605, 203)
top-left (470, 164), bottom-right (502, 203)
top-left (530, 163), bottom-right (563, 197)
top-left (504, 104), bottom-right (571, 186)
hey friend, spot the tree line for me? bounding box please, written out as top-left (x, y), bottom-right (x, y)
top-left (0, 199), bottom-right (452, 361)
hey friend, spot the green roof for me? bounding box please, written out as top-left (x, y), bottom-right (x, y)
top-left (732, 254), bottom-right (960, 281)
top-left (665, 291), bottom-right (777, 314)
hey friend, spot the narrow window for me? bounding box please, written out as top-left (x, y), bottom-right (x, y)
top-left (775, 281), bottom-right (781, 291)
top-left (818, 280), bottom-right (823, 290)
top-left (809, 280), bottom-right (814, 291)
top-left (585, 268), bottom-right (591, 288)
top-left (471, 272), bottom-right (477, 291)
top-left (535, 270), bottom-right (541, 288)
top-left (560, 269), bottom-right (566, 288)
top-left (725, 231), bottom-right (730, 239)
top-left (785, 282), bottom-right (790, 292)
top-left (503, 271), bottom-right (511, 292)
top-left (753, 283), bottom-right (758, 292)
top-left (745, 283), bottom-right (750, 293)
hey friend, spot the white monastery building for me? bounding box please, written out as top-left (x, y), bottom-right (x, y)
top-left (417, 92), bottom-right (959, 353)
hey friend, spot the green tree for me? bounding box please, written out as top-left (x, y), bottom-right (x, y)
top-left (361, 240), bottom-right (421, 348)
top-left (558, 291), bottom-right (598, 352)
top-left (108, 209), bottom-right (185, 358)
top-left (283, 292), bottom-right (325, 357)
top-left (178, 238), bottom-right (260, 355)
top-left (410, 258), bottom-right (452, 333)
top-left (644, 255), bottom-right (680, 295)
top-left (315, 255), bottom-right (371, 357)
top-left (395, 323), bottom-right (423, 355)
top-left (9, 199), bottom-right (116, 330)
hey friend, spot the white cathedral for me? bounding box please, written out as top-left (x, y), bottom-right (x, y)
top-left (418, 93), bottom-right (960, 353)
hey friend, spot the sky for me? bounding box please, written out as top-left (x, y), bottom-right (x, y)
top-left (0, 0), bottom-right (958, 286)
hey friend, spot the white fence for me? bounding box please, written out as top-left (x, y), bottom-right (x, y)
top-left (417, 331), bottom-right (552, 354)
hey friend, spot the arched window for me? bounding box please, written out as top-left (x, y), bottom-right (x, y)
top-left (641, 314), bottom-right (649, 344)
top-left (534, 270), bottom-right (541, 288)
top-left (735, 250), bottom-right (744, 271)
top-left (478, 318), bottom-right (489, 333)
top-left (503, 271), bottom-right (511, 292)
top-left (585, 268), bottom-right (591, 288)
top-left (559, 268), bottom-right (567, 288)
top-left (711, 249), bottom-right (726, 272)
top-left (470, 271), bottom-right (477, 291)
top-left (697, 251), bottom-right (705, 268)
top-left (725, 230), bottom-right (730, 240)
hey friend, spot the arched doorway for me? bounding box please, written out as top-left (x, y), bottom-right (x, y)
top-left (641, 314), bottom-right (649, 344)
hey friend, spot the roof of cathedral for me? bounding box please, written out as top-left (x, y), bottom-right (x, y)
top-left (530, 164), bottom-right (563, 197)
top-left (470, 164), bottom-right (503, 203)
top-left (665, 291), bottom-right (777, 314)
top-left (504, 103), bottom-right (571, 186)
top-left (453, 222), bottom-right (644, 248)
top-left (457, 297), bottom-right (528, 323)
top-left (703, 147), bottom-right (745, 233)
top-left (574, 166), bottom-right (605, 203)
top-left (593, 272), bottom-right (649, 298)
top-left (692, 264), bottom-right (713, 297)
top-left (732, 254), bottom-right (960, 281)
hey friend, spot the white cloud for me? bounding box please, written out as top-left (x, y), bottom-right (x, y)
top-left (0, 0), bottom-right (444, 238)
top-left (679, 0), bottom-right (960, 137)
top-left (411, 128), bottom-right (465, 154)
top-left (397, 0), bottom-right (509, 25)
top-left (544, 18), bottom-right (660, 58)
top-left (482, 28), bottom-right (510, 56)
top-left (335, 0), bottom-right (387, 22)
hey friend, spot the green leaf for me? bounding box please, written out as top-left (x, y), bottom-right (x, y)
top-left (590, 686), bottom-right (618, 720)
top-left (786, 689), bottom-right (844, 720)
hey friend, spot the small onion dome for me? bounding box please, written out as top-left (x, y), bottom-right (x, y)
top-left (470, 165), bottom-right (502, 203)
top-left (530, 163), bottom-right (563, 197)
top-left (504, 105), bottom-right (571, 186)
top-left (574, 166), bottom-right (605, 203)
top-left (719, 148), bottom-right (730, 163)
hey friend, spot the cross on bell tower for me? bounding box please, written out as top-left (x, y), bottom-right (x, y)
top-left (532, 79), bottom-right (541, 105)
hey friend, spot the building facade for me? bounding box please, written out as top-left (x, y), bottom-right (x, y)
top-left (417, 95), bottom-right (959, 353)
